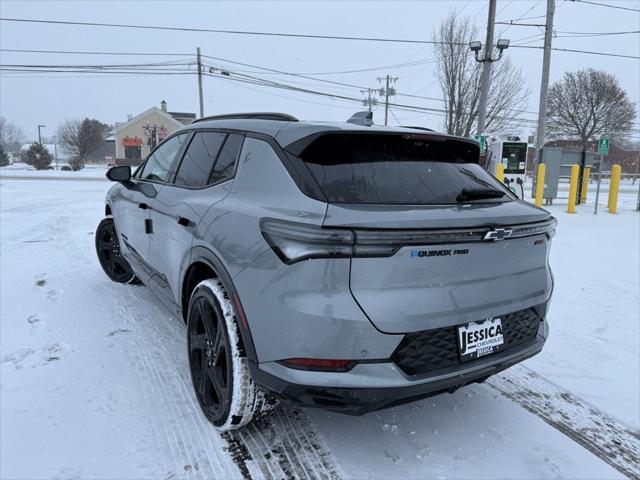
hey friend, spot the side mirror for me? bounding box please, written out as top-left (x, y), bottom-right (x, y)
top-left (106, 165), bottom-right (131, 183)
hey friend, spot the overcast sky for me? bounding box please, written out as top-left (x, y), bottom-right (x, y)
top-left (1, 0), bottom-right (639, 141)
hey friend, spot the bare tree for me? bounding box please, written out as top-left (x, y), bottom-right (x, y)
top-left (433, 12), bottom-right (530, 137)
top-left (57, 118), bottom-right (108, 169)
top-left (0, 117), bottom-right (26, 153)
top-left (546, 69), bottom-right (636, 148)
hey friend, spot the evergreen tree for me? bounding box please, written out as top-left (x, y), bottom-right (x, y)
top-left (26, 143), bottom-right (52, 170)
top-left (0, 143), bottom-right (9, 167)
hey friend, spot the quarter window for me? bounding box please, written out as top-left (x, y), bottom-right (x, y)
top-left (174, 132), bottom-right (226, 187)
top-left (137, 133), bottom-right (188, 182)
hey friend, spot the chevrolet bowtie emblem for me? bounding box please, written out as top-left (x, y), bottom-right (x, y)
top-left (483, 228), bottom-right (513, 241)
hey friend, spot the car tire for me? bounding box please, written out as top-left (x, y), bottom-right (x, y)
top-left (95, 217), bottom-right (138, 284)
top-left (187, 279), bottom-right (276, 431)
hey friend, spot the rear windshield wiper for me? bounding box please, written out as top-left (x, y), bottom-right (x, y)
top-left (456, 188), bottom-right (506, 202)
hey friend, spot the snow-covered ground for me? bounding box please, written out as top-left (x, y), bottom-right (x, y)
top-left (1, 177), bottom-right (638, 479)
top-left (0, 162), bottom-right (109, 179)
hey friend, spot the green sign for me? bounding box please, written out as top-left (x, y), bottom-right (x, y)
top-left (474, 134), bottom-right (487, 154)
top-left (598, 137), bottom-right (609, 156)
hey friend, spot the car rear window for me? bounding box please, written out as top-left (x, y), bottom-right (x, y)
top-left (298, 133), bottom-right (512, 205)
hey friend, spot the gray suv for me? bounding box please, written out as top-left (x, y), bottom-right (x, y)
top-left (96, 113), bottom-right (554, 431)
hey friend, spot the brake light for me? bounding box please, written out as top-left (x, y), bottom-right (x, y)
top-left (281, 358), bottom-right (356, 372)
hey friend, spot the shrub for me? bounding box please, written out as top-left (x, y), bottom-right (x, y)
top-left (69, 156), bottom-right (83, 171)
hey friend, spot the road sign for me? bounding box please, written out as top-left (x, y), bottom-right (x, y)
top-left (474, 134), bottom-right (487, 154)
top-left (598, 137), bottom-right (609, 156)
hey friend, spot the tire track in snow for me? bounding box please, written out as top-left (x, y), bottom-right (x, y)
top-left (112, 286), bottom-right (340, 480)
top-left (223, 406), bottom-right (341, 480)
top-left (116, 290), bottom-right (237, 480)
top-left (488, 365), bottom-right (640, 479)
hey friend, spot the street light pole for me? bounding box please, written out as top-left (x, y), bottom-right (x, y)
top-left (476, 0), bottom-right (497, 134)
top-left (37, 124), bottom-right (45, 145)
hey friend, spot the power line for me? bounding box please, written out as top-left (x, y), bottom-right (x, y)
top-left (498, 0), bottom-right (544, 36)
top-left (203, 67), bottom-right (541, 124)
top-left (0, 60), bottom-right (540, 125)
top-left (0, 48), bottom-right (191, 56)
top-left (0, 47), bottom-right (437, 76)
top-left (1, 17), bottom-right (636, 60)
top-left (569, 0), bottom-right (640, 12)
top-left (515, 45), bottom-right (640, 59)
top-left (0, 60), bottom-right (194, 69)
top-left (0, 68), bottom-right (195, 75)
top-left (0, 17), bottom-right (465, 46)
top-left (556, 29), bottom-right (640, 35)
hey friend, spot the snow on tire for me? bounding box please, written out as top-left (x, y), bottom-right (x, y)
top-left (187, 279), bottom-right (277, 431)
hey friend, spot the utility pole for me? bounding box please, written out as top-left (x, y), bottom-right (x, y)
top-left (196, 47), bottom-right (204, 118)
top-left (37, 124), bottom-right (45, 145)
top-left (534, 0), bottom-right (555, 169)
top-left (361, 88), bottom-right (378, 112)
top-left (476, 0), bottom-right (497, 134)
top-left (377, 75), bottom-right (398, 126)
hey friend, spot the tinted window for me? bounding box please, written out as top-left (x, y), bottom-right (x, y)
top-left (137, 133), bottom-right (188, 182)
top-left (299, 133), bottom-right (513, 205)
top-left (210, 134), bottom-right (243, 183)
top-left (174, 132), bottom-right (226, 187)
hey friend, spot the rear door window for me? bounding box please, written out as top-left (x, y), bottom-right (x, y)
top-left (210, 134), bottom-right (243, 184)
top-left (174, 131), bottom-right (226, 187)
top-left (298, 133), bottom-right (513, 205)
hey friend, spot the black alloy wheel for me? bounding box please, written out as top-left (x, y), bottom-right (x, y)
top-left (188, 293), bottom-right (233, 425)
top-left (95, 218), bottom-right (137, 284)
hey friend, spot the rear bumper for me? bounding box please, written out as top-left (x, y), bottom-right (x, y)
top-left (253, 324), bottom-right (547, 415)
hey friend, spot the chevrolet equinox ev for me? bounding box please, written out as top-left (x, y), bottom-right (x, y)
top-left (96, 113), bottom-right (555, 431)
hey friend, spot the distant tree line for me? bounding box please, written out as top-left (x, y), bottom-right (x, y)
top-left (0, 116), bottom-right (111, 170)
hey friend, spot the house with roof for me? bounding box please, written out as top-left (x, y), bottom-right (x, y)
top-left (110, 100), bottom-right (195, 164)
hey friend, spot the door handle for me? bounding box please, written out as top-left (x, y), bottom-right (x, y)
top-left (138, 202), bottom-right (149, 210)
top-left (178, 217), bottom-right (192, 227)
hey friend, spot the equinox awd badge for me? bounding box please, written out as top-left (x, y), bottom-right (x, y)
top-left (483, 228), bottom-right (513, 241)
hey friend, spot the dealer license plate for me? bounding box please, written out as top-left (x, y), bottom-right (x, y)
top-left (457, 318), bottom-right (504, 362)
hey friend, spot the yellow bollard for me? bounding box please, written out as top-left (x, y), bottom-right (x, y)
top-left (535, 163), bottom-right (546, 208)
top-left (608, 164), bottom-right (622, 214)
top-left (567, 164), bottom-right (580, 214)
top-left (580, 167), bottom-right (590, 203)
top-left (496, 163), bottom-right (504, 183)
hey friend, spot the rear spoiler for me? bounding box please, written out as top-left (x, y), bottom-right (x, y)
top-left (283, 130), bottom-right (480, 159)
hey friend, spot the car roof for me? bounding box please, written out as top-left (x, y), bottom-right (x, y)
top-left (181, 115), bottom-right (475, 150)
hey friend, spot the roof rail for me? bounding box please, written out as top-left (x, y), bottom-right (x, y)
top-left (401, 126), bottom-right (435, 132)
top-left (192, 112), bottom-right (298, 123)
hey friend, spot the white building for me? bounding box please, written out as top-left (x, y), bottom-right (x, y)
top-left (110, 100), bottom-right (195, 165)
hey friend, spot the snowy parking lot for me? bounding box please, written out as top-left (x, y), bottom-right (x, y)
top-left (1, 176), bottom-right (638, 479)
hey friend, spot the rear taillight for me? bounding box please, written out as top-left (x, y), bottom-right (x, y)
top-left (260, 217), bottom-right (557, 265)
top-left (281, 358), bottom-right (356, 372)
top-left (260, 218), bottom-right (354, 264)
top-left (511, 217), bottom-right (557, 239)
